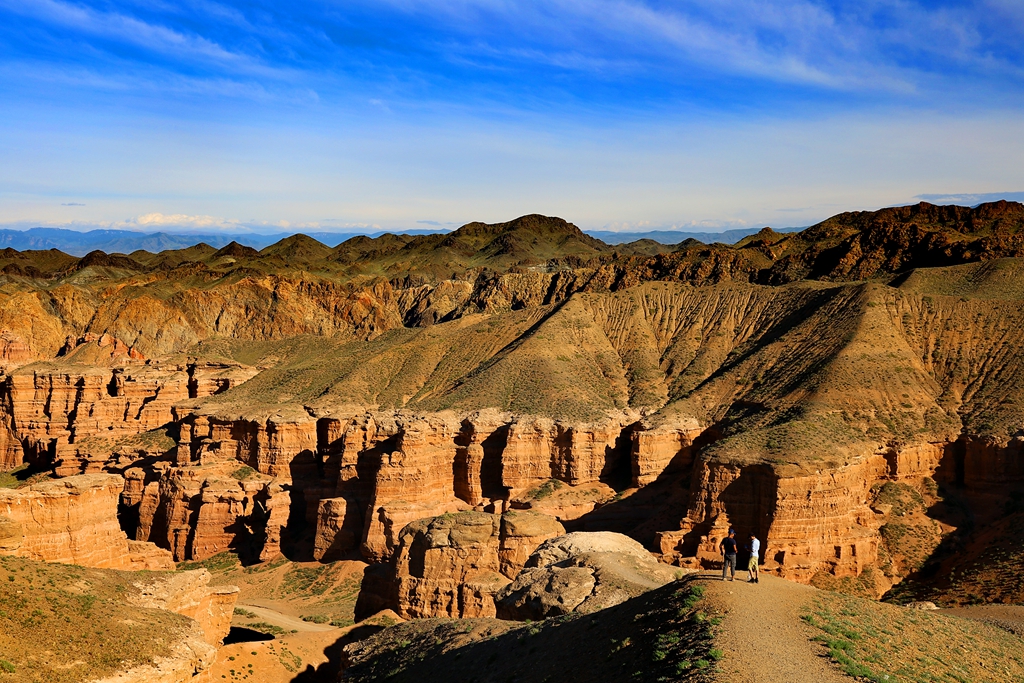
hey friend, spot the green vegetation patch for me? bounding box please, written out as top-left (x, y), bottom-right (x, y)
top-left (0, 465), bottom-right (51, 489)
top-left (177, 550), bottom-right (240, 573)
top-left (524, 479), bottom-right (564, 500)
top-left (0, 555), bottom-right (191, 683)
top-left (803, 591), bottom-right (1024, 682)
top-left (873, 482), bottom-right (925, 517)
top-left (280, 562), bottom-right (358, 599)
top-left (230, 466), bottom-right (258, 481)
top-left (0, 467), bottom-right (25, 489)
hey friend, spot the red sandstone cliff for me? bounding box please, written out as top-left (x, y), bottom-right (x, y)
top-left (0, 473), bottom-right (173, 569)
top-left (356, 510), bottom-right (565, 620)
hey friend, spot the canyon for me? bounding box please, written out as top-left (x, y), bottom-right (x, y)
top-left (1, 203), bottom-right (1024, 680)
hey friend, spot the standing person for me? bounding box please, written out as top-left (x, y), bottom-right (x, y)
top-left (720, 528), bottom-right (738, 581)
top-left (748, 532), bottom-right (761, 583)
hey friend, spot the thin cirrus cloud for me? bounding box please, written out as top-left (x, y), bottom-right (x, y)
top-left (365, 0), bottom-right (1023, 97)
top-left (1, 0), bottom-right (270, 74)
top-left (0, 0), bottom-right (1023, 233)
top-left (3, 0), bottom-right (1020, 108)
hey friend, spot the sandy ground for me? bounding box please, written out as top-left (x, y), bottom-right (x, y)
top-left (236, 603), bottom-right (337, 633)
top-left (211, 630), bottom-right (343, 683)
top-left (702, 573), bottom-right (848, 683)
top-left (941, 604), bottom-right (1024, 636)
top-left (211, 603), bottom-right (345, 683)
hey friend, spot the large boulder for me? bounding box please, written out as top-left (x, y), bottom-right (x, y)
top-left (495, 531), bottom-right (678, 620)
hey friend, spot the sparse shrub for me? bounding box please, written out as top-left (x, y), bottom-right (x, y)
top-left (231, 466), bottom-right (257, 481)
top-left (526, 479), bottom-right (564, 500)
top-left (301, 614), bottom-right (329, 624)
top-left (0, 660), bottom-right (14, 673)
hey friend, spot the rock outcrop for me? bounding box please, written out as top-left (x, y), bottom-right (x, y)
top-left (128, 463), bottom-right (281, 562)
top-left (128, 569), bottom-right (239, 646)
top-left (356, 510), bottom-right (564, 620)
top-left (313, 496), bottom-right (350, 561)
top-left (90, 622), bottom-right (216, 683)
top-left (0, 473), bottom-right (173, 569)
top-left (0, 360), bottom-right (254, 474)
top-left (0, 330), bottom-right (34, 370)
top-left (495, 531), bottom-right (678, 620)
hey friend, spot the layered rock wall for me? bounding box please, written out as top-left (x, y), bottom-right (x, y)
top-left (131, 465), bottom-right (281, 562)
top-left (0, 361), bottom-right (255, 474)
top-left (631, 419), bottom-right (704, 486)
top-left (356, 510), bottom-right (564, 620)
top-left (184, 415), bottom-right (318, 481)
top-left (361, 416), bottom-right (465, 561)
top-left (0, 473), bottom-right (173, 569)
top-left (8, 371), bottom-right (1012, 594)
top-left (656, 456), bottom-right (886, 582)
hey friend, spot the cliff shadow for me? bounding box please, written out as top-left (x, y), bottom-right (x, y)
top-left (572, 427), bottom-right (721, 550)
top-left (714, 464), bottom-right (777, 567)
top-left (282, 449), bottom-right (318, 563)
top-left (454, 421), bottom-right (513, 506)
top-left (598, 422), bottom-right (639, 493)
top-left (882, 470), bottom-right (1024, 603)
top-left (572, 447), bottom-right (696, 547)
top-left (290, 624), bottom-right (388, 683)
top-left (223, 627), bottom-right (275, 645)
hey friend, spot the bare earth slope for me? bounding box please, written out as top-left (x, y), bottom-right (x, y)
top-left (0, 556), bottom-right (236, 683)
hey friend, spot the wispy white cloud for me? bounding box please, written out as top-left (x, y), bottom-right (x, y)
top-left (372, 0), bottom-right (1022, 92)
top-left (129, 212), bottom-right (237, 229)
top-left (0, 0), bottom-right (293, 79)
top-left (916, 191), bottom-right (1024, 205)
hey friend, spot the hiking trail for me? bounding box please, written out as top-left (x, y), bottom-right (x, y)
top-left (701, 573), bottom-right (848, 683)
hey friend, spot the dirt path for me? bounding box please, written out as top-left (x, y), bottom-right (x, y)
top-left (237, 603), bottom-right (338, 633)
top-left (701, 573), bottom-right (848, 683)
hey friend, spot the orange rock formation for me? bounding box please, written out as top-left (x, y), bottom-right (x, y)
top-left (127, 569), bottom-right (239, 646)
top-left (356, 510), bottom-right (564, 619)
top-left (0, 473), bottom-right (173, 569)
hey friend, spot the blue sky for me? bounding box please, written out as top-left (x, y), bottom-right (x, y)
top-left (1, 0), bottom-right (1023, 234)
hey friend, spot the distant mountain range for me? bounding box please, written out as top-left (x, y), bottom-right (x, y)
top-left (0, 228), bottom-right (370, 256)
top-left (0, 225), bottom-right (805, 256)
top-left (586, 227), bottom-right (803, 245)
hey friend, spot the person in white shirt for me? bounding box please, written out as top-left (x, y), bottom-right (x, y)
top-left (747, 533), bottom-right (761, 583)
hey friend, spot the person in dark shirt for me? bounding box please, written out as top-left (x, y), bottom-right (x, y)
top-left (720, 528), bottom-right (738, 581)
